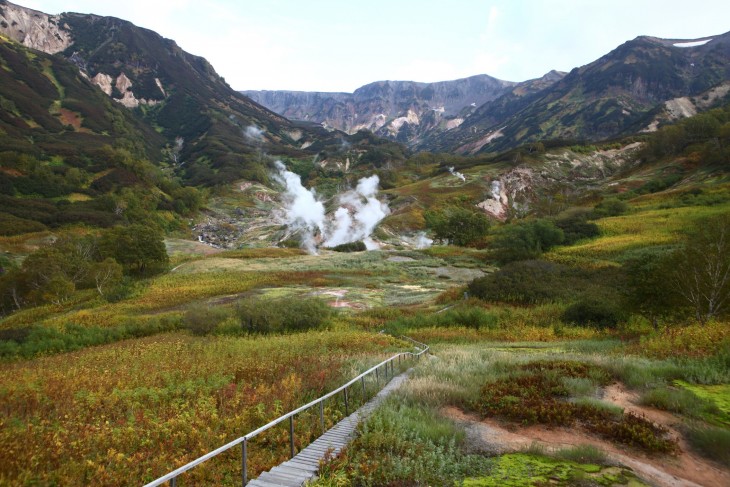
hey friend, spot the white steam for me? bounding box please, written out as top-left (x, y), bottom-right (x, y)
top-left (273, 162), bottom-right (390, 253)
top-left (448, 166), bottom-right (466, 182)
top-left (273, 161), bottom-right (326, 253)
top-left (324, 175), bottom-right (390, 250)
top-left (244, 125), bottom-right (265, 142)
top-left (408, 231), bottom-right (433, 249)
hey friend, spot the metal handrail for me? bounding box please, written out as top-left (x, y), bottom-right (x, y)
top-left (144, 337), bottom-right (428, 487)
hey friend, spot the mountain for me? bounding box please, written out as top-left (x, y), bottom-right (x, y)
top-left (243, 74), bottom-right (518, 147)
top-left (427, 33), bottom-right (730, 154)
top-left (0, 1), bottom-right (349, 186)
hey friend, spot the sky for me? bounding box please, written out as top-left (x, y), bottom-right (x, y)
top-left (21, 0), bottom-right (730, 92)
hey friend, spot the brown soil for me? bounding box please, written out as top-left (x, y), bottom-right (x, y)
top-left (58, 108), bottom-right (82, 130)
top-left (444, 383), bottom-right (730, 487)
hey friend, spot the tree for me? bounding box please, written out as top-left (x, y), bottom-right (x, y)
top-left (90, 258), bottom-right (123, 297)
top-left (424, 206), bottom-right (490, 246)
top-left (492, 219), bottom-right (564, 262)
top-left (668, 215), bottom-right (730, 324)
top-left (624, 247), bottom-right (679, 328)
top-left (99, 225), bottom-right (169, 275)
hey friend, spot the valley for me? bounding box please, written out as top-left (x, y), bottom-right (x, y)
top-left (0, 1), bottom-right (729, 485)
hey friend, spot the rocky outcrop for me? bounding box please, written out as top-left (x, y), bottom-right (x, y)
top-left (0, 2), bottom-right (72, 53)
top-left (430, 33), bottom-right (730, 154)
top-left (243, 74), bottom-right (517, 147)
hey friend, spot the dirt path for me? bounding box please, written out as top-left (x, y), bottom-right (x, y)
top-left (444, 383), bottom-right (730, 487)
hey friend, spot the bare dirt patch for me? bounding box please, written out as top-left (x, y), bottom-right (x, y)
top-left (58, 108), bottom-right (82, 130)
top-left (444, 383), bottom-right (730, 487)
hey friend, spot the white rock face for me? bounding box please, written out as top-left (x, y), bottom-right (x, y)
top-left (0, 3), bottom-right (73, 54)
top-left (92, 73), bottom-right (114, 96)
top-left (87, 71), bottom-right (162, 108)
top-left (445, 118), bottom-right (464, 130)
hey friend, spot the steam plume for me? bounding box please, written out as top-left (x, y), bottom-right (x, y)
top-left (273, 162), bottom-right (390, 252)
top-left (273, 161), bottom-right (325, 253)
top-left (448, 166), bottom-right (466, 182)
top-left (244, 125), bottom-right (265, 142)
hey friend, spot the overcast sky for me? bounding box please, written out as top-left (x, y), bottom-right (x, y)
top-left (22, 0), bottom-right (730, 92)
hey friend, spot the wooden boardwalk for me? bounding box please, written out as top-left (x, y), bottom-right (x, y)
top-left (246, 369), bottom-right (412, 487)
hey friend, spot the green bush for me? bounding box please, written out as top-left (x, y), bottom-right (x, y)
top-left (237, 295), bottom-right (332, 334)
top-left (385, 305), bottom-right (498, 333)
top-left (562, 298), bottom-right (625, 329)
top-left (468, 260), bottom-right (566, 304)
top-left (553, 209), bottom-right (601, 245)
top-left (183, 306), bottom-right (231, 336)
top-left (425, 206), bottom-right (490, 247)
top-left (492, 219), bottom-right (564, 262)
top-left (0, 317), bottom-right (182, 358)
top-left (329, 241), bottom-right (367, 252)
top-left (592, 198), bottom-right (628, 218)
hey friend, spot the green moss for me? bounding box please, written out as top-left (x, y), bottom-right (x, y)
top-left (463, 453), bottom-right (648, 486)
top-left (676, 380), bottom-right (730, 425)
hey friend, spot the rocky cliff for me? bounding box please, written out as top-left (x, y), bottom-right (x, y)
top-left (244, 74), bottom-right (517, 147)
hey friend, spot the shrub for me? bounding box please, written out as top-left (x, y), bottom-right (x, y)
top-left (562, 298), bottom-right (625, 329)
top-left (184, 306), bottom-right (230, 336)
top-left (329, 241), bottom-right (367, 252)
top-left (425, 206), bottom-right (490, 247)
top-left (492, 219), bottom-right (564, 262)
top-left (237, 295), bottom-right (332, 334)
top-left (384, 305), bottom-right (498, 333)
top-left (553, 208), bottom-right (601, 245)
top-left (468, 260), bottom-right (566, 304)
top-left (592, 198), bottom-right (628, 218)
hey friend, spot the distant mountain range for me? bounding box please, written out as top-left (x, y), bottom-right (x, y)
top-left (243, 74), bottom-right (525, 147)
top-left (246, 33), bottom-right (730, 154)
top-left (1, 0), bottom-right (729, 169)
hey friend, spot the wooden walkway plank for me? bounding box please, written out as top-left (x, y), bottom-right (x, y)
top-left (248, 369), bottom-right (413, 486)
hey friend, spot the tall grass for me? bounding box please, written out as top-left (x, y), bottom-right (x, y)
top-left (0, 330), bottom-right (402, 485)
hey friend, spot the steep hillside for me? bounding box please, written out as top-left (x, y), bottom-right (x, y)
top-left (244, 74), bottom-right (518, 147)
top-left (0, 1), bottom-right (346, 186)
top-left (431, 33), bottom-right (730, 154)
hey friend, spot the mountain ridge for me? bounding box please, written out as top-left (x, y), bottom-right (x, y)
top-left (243, 74), bottom-right (523, 147)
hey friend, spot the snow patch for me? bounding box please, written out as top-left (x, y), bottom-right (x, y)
top-left (673, 39), bottom-right (712, 48)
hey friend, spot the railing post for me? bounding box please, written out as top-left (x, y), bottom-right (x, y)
top-left (242, 438), bottom-right (248, 487)
top-left (361, 376), bottom-right (366, 403)
top-left (375, 366), bottom-right (380, 388)
top-left (289, 416), bottom-right (295, 458)
top-left (344, 387), bottom-right (349, 416)
top-left (319, 401), bottom-right (325, 434)
top-left (171, 477), bottom-right (177, 487)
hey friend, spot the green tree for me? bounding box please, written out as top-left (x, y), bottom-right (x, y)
top-left (492, 219), bottom-right (564, 262)
top-left (99, 225), bottom-right (169, 276)
top-left (668, 215), bottom-right (730, 324)
top-left (424, 206), bottom-right (490, 246)
top-left (89, 258), bottom-right (123, 298)
top-left (624, 247), bottom-right (678, 328)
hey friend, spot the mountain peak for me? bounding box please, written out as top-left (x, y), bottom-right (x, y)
top-left (0, 1), bottom-right (73, 53)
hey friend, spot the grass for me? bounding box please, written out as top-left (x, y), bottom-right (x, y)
top-left (0, 330), bottom-right (406, 485)
top-left (685, 425), bottom-right (730, 467)
top-left (313, 400), bottom-right (493, 486)
top-left (462, 453), bottom-right (647, 486)
top-left (640, 386), bottom-right (719, 419)
top-left (547, 201), bottom-right (730, 265)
